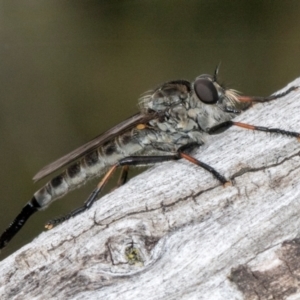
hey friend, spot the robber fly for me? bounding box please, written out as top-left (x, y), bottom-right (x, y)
top-left (0, 67), bottom-right (299, 250)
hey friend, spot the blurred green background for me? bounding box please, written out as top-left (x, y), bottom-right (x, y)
top-left (0, 0), bottom-right (300, 259)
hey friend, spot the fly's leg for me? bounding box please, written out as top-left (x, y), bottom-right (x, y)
top-left (0, 197), bottom-right (40, 249)
top-left (237, 85), bottom-right (299, 104)
top-left (45, 155), bottom-right (178, 229)
top-left (177, 143), bottom-right (229, 185)
top-left (45, 164), bottom-right (118, 229)
top-left (179, 152), bottom-right (229, 186)
top-left (233, 122), bottom-right (300, 141)
top-left (46, 152), bottom-right (229, 229)
top-left (209, 121), bottom-right (300, 141)
top-left (109, 166), bottom-right (130, 193)
top-left (117, 165), bottom-right (129, 187)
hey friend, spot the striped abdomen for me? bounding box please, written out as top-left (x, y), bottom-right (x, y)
top-left (33, 130), bottom-right (143, 209)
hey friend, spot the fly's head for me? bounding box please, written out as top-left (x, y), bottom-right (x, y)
top-left (190, 73), bottom-right (251, 132)
top-left (193, 74), bottom-right (247, 114)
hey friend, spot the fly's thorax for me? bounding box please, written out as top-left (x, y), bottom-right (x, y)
top-left (138, 81), bottom-right (191, 114)
top-left (136, 106), bottom-right (205, 153)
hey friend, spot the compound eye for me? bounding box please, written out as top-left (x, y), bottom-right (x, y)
top-left (194, 78), bottom-right (219, 104)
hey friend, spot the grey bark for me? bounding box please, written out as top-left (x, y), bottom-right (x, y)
top-left (1, 78), bottom-right (300, 300)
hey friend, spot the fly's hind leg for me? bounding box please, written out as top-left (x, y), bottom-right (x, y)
top-left (108, 165), bottom-right (130, 193)
top-left (116, 165), bottom-right (129, 188)
top-left (45, 164), bottom-right (119, 229)
top-left (45, 151), bottom-right (229, 229)
top-left (45, 155), bottom-right (179, 229)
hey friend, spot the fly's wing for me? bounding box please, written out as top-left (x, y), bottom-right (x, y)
top-left (33, 78), bottom-right (191, 182)
top-left (33, 112), bottom-right (157, 182)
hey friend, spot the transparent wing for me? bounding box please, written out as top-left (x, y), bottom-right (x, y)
top-left (33, 79), bottom-right (192, 182)
top-left (33, 112), bottom-right (156, 182)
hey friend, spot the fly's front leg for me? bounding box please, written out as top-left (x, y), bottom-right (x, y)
top-left (209, 121), bottom-right (300, 141)
top-left (237, 85), bottom-right (299, 105)
top-left (46, 152), bottom-right (229, 229)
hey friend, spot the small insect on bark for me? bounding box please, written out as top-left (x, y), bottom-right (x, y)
top-left (0, 67), bottom-right (299, 251)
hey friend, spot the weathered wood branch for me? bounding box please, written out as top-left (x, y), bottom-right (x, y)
top-left (1, 78), bottom-right (300, 300)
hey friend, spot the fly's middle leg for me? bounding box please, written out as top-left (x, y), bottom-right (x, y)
top-left (45, 152), bottom-right (229, 229)
top-left (179, 152), bottom-right (230, 186)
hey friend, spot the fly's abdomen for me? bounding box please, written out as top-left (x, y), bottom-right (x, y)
top-left (34, 131), bottom-right (143, 209)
